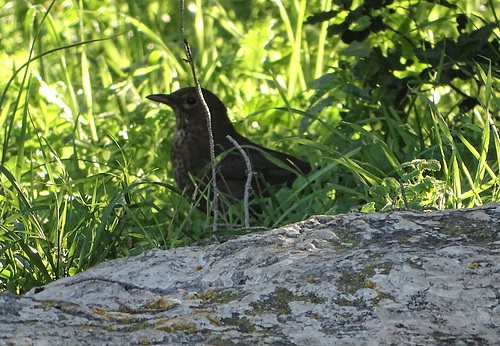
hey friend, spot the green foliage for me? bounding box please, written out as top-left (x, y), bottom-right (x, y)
top-left (305, 0), bottom-right (500, 211)
top-left (0, 0), bottom-right (332, 293)
top-left (364, 159), bottom-right (447, 212)
top-left (0, 0), bottom-right (499, 293)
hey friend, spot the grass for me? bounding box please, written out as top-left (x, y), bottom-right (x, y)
top-left (0, 0), bottom-right (499, 293)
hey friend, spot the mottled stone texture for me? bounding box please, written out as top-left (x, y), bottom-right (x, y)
top-left (1, 204), bottom-right (500, 345)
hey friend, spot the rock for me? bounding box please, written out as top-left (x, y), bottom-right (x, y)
top-left (1, 204), bottom-right (500, 345)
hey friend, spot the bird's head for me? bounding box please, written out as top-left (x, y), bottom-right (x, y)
top-left (147, 87), bottom-right (235, 133)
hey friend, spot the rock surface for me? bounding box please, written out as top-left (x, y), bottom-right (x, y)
top-left (1, 204), bottom-right (500, 345)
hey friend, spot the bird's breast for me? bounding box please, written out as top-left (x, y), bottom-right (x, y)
top-left (171, 128), bottom-right (211, 189)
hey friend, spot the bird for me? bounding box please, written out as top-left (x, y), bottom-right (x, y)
top-left (146, 87), bottom-right (311, 214)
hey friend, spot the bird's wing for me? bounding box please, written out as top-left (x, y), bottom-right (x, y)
top-left (216, 140), bottom-right (310, 187)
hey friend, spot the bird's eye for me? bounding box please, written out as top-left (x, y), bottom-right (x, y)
top-left (186, 97), bottom-right (197, 105)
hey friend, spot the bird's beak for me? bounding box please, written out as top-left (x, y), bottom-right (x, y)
top-left (146, 94), bottom-right (173, 106)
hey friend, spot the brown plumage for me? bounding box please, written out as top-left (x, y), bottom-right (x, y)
top-left (146, 87), bottom-right (310, 213)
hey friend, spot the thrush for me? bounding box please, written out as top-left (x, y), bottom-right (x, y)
top-left (146, 87), bottom-right (311, 213)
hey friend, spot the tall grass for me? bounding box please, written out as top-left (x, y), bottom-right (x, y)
top-left (0, 0), bottom-right (333, 293)
top-left (0, 0), bottom-right (499, 294)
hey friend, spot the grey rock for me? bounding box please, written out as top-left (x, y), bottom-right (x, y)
top-left (1, 203), bottom-right (500, 345)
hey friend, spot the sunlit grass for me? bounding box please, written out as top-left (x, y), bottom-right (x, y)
top-left (1, 0), bottom-right (499, 293)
